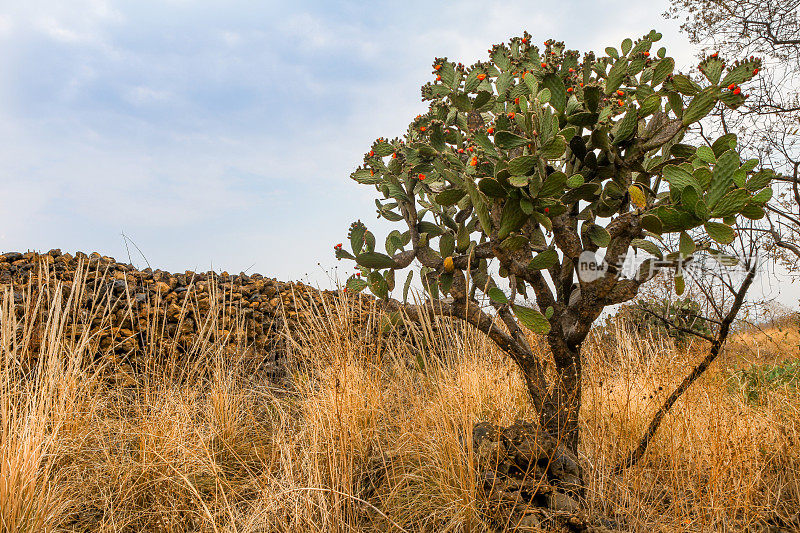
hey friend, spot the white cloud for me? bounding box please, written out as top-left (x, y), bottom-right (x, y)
top-left (125, 85), bottom-right (173, 105)
top-left (277, 10), bottom-right (381, 60)
top-left (218, 30), bottom-right (242, 47)
top-left (0, 15), bottom-right (12, 36)
top-left (36, 17), bottom-right (88, 43)
top-left (3, 0), bottom-right (122, 47)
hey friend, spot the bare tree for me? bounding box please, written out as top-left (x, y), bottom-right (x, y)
top-left (616, 221), bottom-right (764, 471)
top-left (666, 0), bottom-right (800, 271)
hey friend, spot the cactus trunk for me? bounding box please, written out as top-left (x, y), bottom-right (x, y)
top-left (542, 338), bottom-right (583, 457)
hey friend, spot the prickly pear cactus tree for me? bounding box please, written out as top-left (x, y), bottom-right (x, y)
top-left (337, 30), bottom-right (771, 455)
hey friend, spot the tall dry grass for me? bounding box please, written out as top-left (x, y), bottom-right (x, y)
top-left (0, 263), bottom-right (798, 532)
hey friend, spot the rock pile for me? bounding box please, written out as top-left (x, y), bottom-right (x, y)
top-left (473, 420), bottom-right (614, 532)
top-left (0, 249), bottom-right (359, 372)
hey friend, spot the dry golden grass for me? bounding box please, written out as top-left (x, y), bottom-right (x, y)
top-left (1, 266), bottom-right (798, 532)
top-left (727, 315), bottom-right (800, 365)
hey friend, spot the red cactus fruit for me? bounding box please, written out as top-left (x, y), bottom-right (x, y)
top-left (477, 73), bottom-right (486, 81)
top-left (567, 87), bottom-right (574, 93)
top-left (418, 173), bottom-right (426, 180)
top-left (728, 83), bottom-right (736, 90)
top-left (544, 207), bottom-right (550, 213)
top-left (753, 68), bottom-right (759, 75)
top-left (470, 156), bottom-right (478, 167)
top-left (508, 112), bottom-right (516, 119)
top-left (487, 127), bottom-right (495, 134)
top-left (733, 87), bottom-right (741, 95)
top-left (514, 97), bottom-right (520, 105)
top-left (617, 90), bottom-right (625, 97)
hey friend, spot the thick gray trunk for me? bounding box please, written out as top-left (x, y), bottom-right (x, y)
top-left (541, 339), bottom-right (582, 457)
top-left (513, 330), bottom-right (583, 457)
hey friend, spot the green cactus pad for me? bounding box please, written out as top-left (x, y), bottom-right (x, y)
top-left (704, 221), bottom-right (735, 244)
top-left (512, 304), bottom-right (551, 334)
top-left (356, 252), bottom-right (399, 269)
top-left (529, 248), bottom-right (559, 270)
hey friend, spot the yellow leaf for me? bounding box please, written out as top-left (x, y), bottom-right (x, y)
top-left (629, 185), bottom-right (647, 209)
top-left (443, 256), bottom-right (454, 273)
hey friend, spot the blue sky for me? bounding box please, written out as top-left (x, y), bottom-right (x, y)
top-left (1, 0), bottom-right (793, 307)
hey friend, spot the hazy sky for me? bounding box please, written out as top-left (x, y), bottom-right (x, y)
top-left (0, 1), bottom-right (795, 307)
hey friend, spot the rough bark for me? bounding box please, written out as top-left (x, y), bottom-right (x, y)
top-left (542, 334), bottom-right (583, 457)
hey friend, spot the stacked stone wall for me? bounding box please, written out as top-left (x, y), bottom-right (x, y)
top-left (0, 250), bottom-right (350, 371)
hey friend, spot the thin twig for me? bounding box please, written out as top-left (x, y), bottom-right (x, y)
top-left (615, 262), bottom-right (757, 472)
